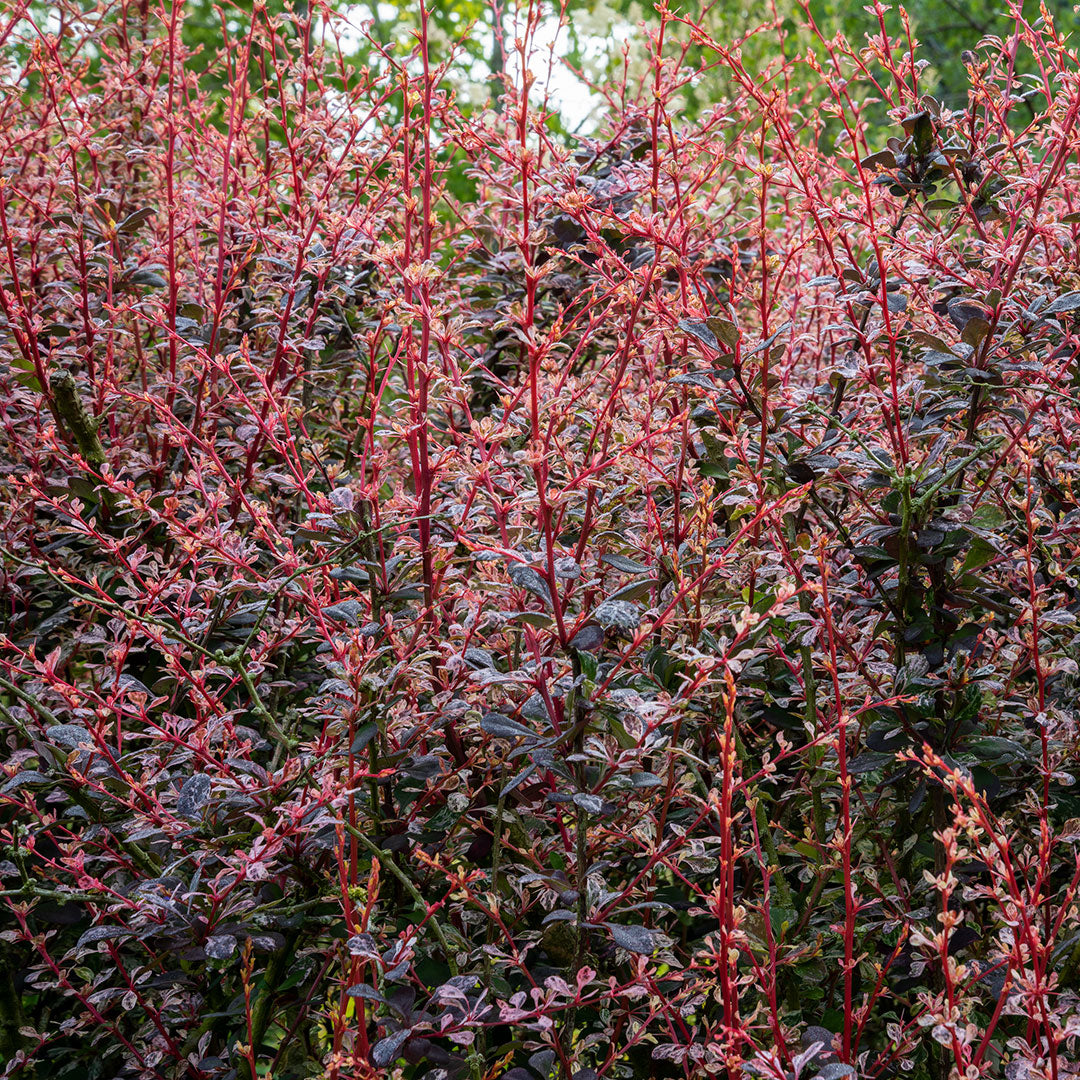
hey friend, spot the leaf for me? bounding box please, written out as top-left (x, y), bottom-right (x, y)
top-left (706, 317), bottom-right (740, 348)
top-left (500, 764), bottom-right (538, 798)
top-left (832, 351), bottom-right (860, 380)
top-left (521, 694), bottom-right (550, 721)
top-left (321, 599), bottom-right (363, 626)
top-left (970, 505), bottom-right (1005, 529)
top-left (601, 553), bottom-right (649, 574)
top-left (507, 563), bottom-right (552, 606)
top-left (962, 318), bottom-right (991, 346)
top-left (529, 1050), bottom-right (557, 1075)
top-left (1046, 291), bottom-right (1080, 314)
top-left (481, 713), bottom-right (535, 740)
top-left (330, 566), bottom-right (369, 584)
top-left (329, 486), bottom-right (354, 511)
top-left (117, 207), bottom-right (155, 234)
top-left (77, 926), bottom-right (133, 949)
top-left (46, 725), bottom-right (91, 749)
top-left (744, 321), bottom-right (792, 357)
top-left (847, 752), bottom-right (895, 774)
top-left (785, 460), bottom-right (817, 485)
top-left (967, 736), bottom-right (1028, 762)
top-left (553, 556), bottom-right (581, 579)
top-left (401, 755), bottom-right (441, 780)
top-left (819, 1066), bottom-right (856, 1080)
top-left (129, 268), bottom-right (167, 288)
top-left (608, 923), bottom-right (657, 955)
top-left (569, 623), bottom-right (605, 651)
top-left (1, 770), bottom-right (50, 794)
top-left (116, 673), bottom-right (152, 698)
top-left (571, 793), bottom-right (606, 814)
top-left (605, 579), bottom-right (657, 603)
top-left (901, 110), bottom-right (933, 154)
top-left (542, 909), bottom-right (578, 925)
top-left (462, 648), bottom-right (495, 669)
top-left (947, 297), bottom-right (992, 330)
top-left (593, 599), bottom-right (640, 631)
top-left (350, 722), bottom-right (379, 754)
top-left (511, 610), bottom-right (554, 629)
top-left (347, 933), bottom-right (380, 959)
top-left (177, 773), bottom-right (212, 819)
top-left (7, 354), bottom-right (43, 392)
top-left (346, 983), bottom-right (386, 1003)
top-left (369, 1029), bottom-right (411, 1068)
top-left (860, 149), bottom-right (896, 170)
top-left (678, 318), bottom-right (718, 352)
top-left (912, 330), bottom-right (953, 351)
top-left (961, 537), bottom-right (997, 572)
top-left (670, 372), bottom-right (715, 390)
top-left (801, 1025), bottom-right (835, 1052)
top-left (386, 587), bottom-right (423, 602)
top-left (204, 935), bottom-right (236, 959)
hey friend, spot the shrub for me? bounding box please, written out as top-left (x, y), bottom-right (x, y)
top-left (2, 2), bottom-right (1080, 1078)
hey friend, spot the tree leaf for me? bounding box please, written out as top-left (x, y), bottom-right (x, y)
top-left (606, 579), bottom-right (657, 603)
top-left (129, 268), bottom-right (167, 288)
top-left (706, 316), bottom-right (740, 348)
top-left (2, 770), bottom-right (50, 794)
top-left (572, 792), bottom-right (606, 814)
top-left (177, 773), bottom-right (212, 818)
top-left (819, 1066), bottom-right (856, 1080)
top-left (351, 722), bottom-right (379, 754)
top-left (1046, 291), bottom-right (1080, 314)
top-left (847, 752), bottom-right (895, 774)
top-left (117, 207), bottom-right (156, 233)
top-left (553, 556), bottom-right (581, 579)
top-left (507, 563), bottom-right (552, 606)
top-left (204, 934), bottom-right (237, 959)
top-left (608, 923), bottom-right (657, 955)
top-left (860, 149), bottom-right (896, 169)
top-left (369, 1029), bottom-right (411, 1068)
top-left (481, 713), bottom-right (535, 740)
top-left (347, 933), bottom-right (380, 959)
top-left (678, 318), bottom-right (718, 352)
top-left (321, 600), bottom-right (363, 625)
top-left (569, 623), bottom-right (605, 651)
top-left (500, 764), bottom-right (538, 798)
top-left (46, 725), bottom-right (91, 749)
top-left (601, 553), bottom-right (649, 574)
top-left (593, 599), bottom-right (640, 631)
top-left (77, 926), bottom-right (133, 949)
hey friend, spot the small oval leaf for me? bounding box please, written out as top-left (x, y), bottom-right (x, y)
top-left (608, 923), bottom-right (657, 955)
top-left (481, 713), bottom-right (535, 740)
top-left (370, 1029), bottom-right (411, 1068)
top-left (177, 773), bottom-right (212, 819)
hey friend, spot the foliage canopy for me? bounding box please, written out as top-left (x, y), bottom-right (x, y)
top-left (2, 1), bottom-right (1080, 1079)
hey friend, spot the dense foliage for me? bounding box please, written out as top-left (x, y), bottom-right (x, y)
top-left (3, 1), bottom-right (1080, 1078)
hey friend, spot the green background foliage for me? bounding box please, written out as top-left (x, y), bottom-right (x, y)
top-left (28, 0), bottom-right (1070, 120)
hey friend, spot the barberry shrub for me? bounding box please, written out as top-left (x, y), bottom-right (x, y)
top-left (2, 1), bottom-right (1080, 1078)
